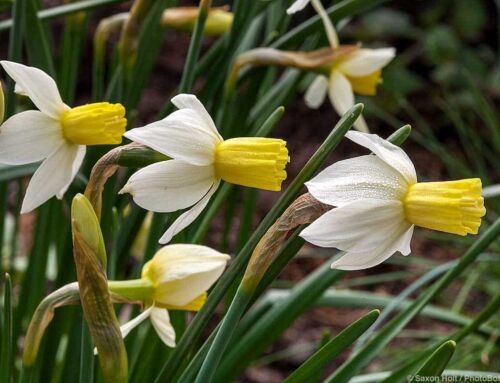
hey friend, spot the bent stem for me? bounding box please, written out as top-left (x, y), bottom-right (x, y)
top-left (84, 143), bottom-right (168, 218)
top-left (23, 282), bottom-right (81, 366)
top-left (194, 193), bottom-right (330, 383)
top-left (22, 279), bottom-right (154, 368)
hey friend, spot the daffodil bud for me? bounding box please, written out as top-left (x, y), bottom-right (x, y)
top-left (161, 6), bottom-right (233, 36)
top-left (107, 244), bottom-right (229, 348)
top-left (71, 194), bottom-right (128, 383)
top-left (141, 244), bottom-right (229, 310)
top-left (71, 193), bottom-right (107, 267)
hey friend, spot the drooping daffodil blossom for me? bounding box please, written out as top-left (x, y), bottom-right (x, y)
top-left (120, 94), bottom-right (288, 244)
top-left (304, 47), bottom-right (395, 132)
top-left (0, 61), bottom-right (126, 213)
top-left (286, 0), bottom-right (395, 132)
top-left (300, 131), bottom-right (486, 270)
top-left (110, 244), bottom-right (230, 347)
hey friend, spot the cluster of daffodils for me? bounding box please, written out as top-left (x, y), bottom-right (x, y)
top-left (1, 2), bottom-right (488, 359)
top-left (0, 61), bottom-right (126, 213)
top-left (287, 0), bottom-right (395, 132)
top-left (120, 94), bottom-right (288, 244)
top-left (111, 244), bottom-right (229, 346)
top-left (301, 131), bottom-right (486, 270)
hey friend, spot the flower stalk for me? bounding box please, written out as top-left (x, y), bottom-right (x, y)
top-left (226, 46), bottom-right (358, 98)
top-left (84, 143), bottom-right (168, 219)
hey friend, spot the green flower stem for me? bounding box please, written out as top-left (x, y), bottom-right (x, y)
top-left (177, 0), bottom-right (211, 94)
top-left (23, 283), bottom-right (81, 366)
top-left (108, 279), bottom-right (154, 303)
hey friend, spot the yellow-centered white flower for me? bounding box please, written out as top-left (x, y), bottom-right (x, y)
top-left (121, 94), bottom-right (288, 244)
top-left (301, 131), bottom-right (486, 270)
top-left (119, 244), bottom-right (230, 347)
top-left (304, 48), bottom-right (395, 132)
top-left (0, 61), bottom-right (126, 213)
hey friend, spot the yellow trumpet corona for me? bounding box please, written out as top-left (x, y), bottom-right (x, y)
top-left (61, 102), bottom-right (126, 145)
top-left (214, 137), bottom-right (288, 191)
top-left (404, 179), bottom-right (485, 236)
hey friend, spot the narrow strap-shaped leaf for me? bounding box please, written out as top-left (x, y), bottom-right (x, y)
top-left (284, 310), bottom-right (380, 383)
top-left (324, 218), bottom-right (500, 383)
top-left (177, 0), bottom-right (211, 93)
top-left (380, 292), bottom-right (500, 383)
top-left (0, 274), bottom-right (13, 383)
top-left (25, 0), bottom-right (56, 76)
top-left (0, 0), bottom-right (129, 31)
top-left (415, 340), bottom-right (456, 377)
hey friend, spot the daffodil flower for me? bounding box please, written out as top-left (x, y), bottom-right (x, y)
top-left (0, 61), bottom-right (126, 213)
top-left (120, 94), bottom-right (288, 244)
top-left (304, 47), bottom-right (395, 132)
top-left (300, 131), bottom-right (486, 270)
top-left (286, 0), bottom-right (395, 132)
top-left (116, 244), bottom-right (230, 347)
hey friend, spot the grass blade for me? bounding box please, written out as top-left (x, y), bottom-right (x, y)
top-left (283, 310), bottom-right (380, 383)
top-left (0, 274), bottom-right (13, 383)
top-left (324, 218), bottom-right (500, 383)
top-left (415, 340), bottom-right (456, 377)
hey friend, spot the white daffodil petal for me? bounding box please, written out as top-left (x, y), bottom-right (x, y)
top-left (0, 111), bottom-right (64, 165)
top-left (286, 0), bottom-right (310, 14)
top-left (304, 75), bottom-right (329, 109)
top-left (150, 308), bottom-right (176, 347)
top-left (121, 160), bottom-right (215, 212)
top-left (120, 306), bottom-right (153, 339)
top-left (21, 142), bottom-right (83, 213)
top-left (147, 244), bottom-right (230, 306)
top-left (124, 109), bottom-right (221, 166)
top-left (56, 145), bottom-right (86, 199)
top-left (14, 83), bottom-right (27, 96)
top-left (0, 61), bottom-right (69, 119)
top-left (170, 94), bottom-right (223, 141)
top-left (338, 48), bottom-right (396, 77)
top-left (306, 155), bottom-right (409, 206)
top-left (330, 223), bottom-right (414, 270)
top-left (300, 199), bottom-right (405, 252)
top-left (159, 180), bottom-right (220, 244)
top-left (328, 71), bottom-right (356, 119)
top-left (345, 131), bottom-right (417, 184)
